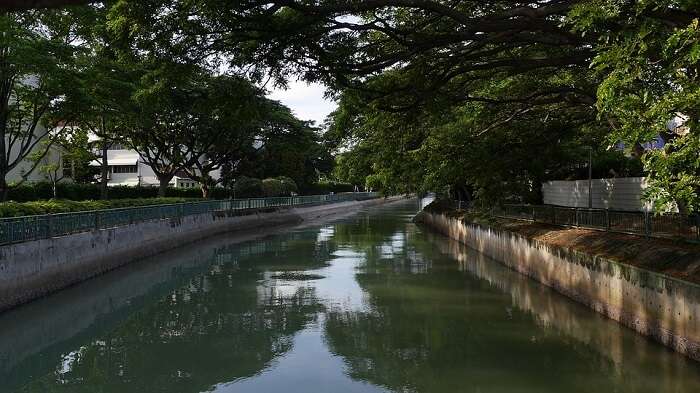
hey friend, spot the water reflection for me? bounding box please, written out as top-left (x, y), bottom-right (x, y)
top-left (2, 198), bottom-right (700, 393)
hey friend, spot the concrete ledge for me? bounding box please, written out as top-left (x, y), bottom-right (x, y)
top-left (416, 211), bottom-right (700, 361)
top-left (0, 197), bottom-right (399, 312)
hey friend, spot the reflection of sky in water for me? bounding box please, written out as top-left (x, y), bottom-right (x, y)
top-left (379, 232), bottom-right (405, 259)
top-left (316, 226), bottom-right (335, 243)
top-left (260, 247), bottom-right (370, 313)
top-left (313, 253), bottom-right (369, 312)
top-left (210, 318), bottom-right (389, 393)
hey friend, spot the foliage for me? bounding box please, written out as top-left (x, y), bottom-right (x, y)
top-left (261, 178), bottom-right (283, 197)
top-left (221, 102), bottom-right (332, 190)
top-left (276, 176), bottom-right (298, 195)
top-left (0, 8), bottom-right (84, 199)
top-left (4, 182), bottom-right (224, 201)
top-left (262, 177), bottom-right (299, 197)
top-left (232, 176), bottom-right (264, 198)
top-left (302, 180), bottom-right (354, 195)
top-left (569, 0), bottom-right (700, 212)
top-left (11, 1), bottom-right (699, 210)
top-left (0, 197), bottom-right (199, 218)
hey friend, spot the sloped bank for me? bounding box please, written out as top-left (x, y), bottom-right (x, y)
top-left (0, 196), bottom-right (402, 312)
top-left (415, 209), bottom-right (700, 361)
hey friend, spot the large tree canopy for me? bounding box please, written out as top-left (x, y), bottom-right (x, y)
top-left (9, 1), bottom-right (697, 209)
top-left (102, 0), bottom-right (699, 210)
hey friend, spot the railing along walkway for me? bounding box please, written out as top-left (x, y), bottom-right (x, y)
top-left (0, 192), bottom-right (379, 246)
top-left (493, 204), bottom-right (700, 241)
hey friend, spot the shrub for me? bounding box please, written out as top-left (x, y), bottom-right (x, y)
top-left (0, 197), bottom-right (198, 218)
top-left (5, 182), bottom-right (218, 202)
top-left (232, 177), bottom-right (263, 198)
top-left (302, 181), bottom-right (354, 195)
top-left (262, 178), bottom-right (283, 197)
top-left (276, 176), bottom-right (298, 196)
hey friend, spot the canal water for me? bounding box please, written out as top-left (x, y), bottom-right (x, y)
top-left (1, 198), bottom-right (700, 392)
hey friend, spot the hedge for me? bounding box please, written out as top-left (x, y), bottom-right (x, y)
top-left (0, 198), bottom-right (201, 218)
top-left (301, 181), bottom-right (354, 195)
top-left (6, 182), bottom-right (232, 202)
top-left (4, 179), bottom-right (350, 204)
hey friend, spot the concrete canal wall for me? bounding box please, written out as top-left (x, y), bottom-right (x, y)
top-left (416, 211), bottom-right (700, 361)
top-left (0, 197), bottom-right (399, 312)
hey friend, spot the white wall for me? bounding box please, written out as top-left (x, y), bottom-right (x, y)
top-left (4, 124), bottom-right (67, 184)
top-left (542, 177), bottom-right (652, 211)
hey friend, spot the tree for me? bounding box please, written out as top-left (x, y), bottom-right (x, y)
top-left (0, 9), bottom-right (82, 200)
top-left (122, 63), bottom-right (200, 196)
top-left (179, 74), bottom-right (266, 198)
top-left (570, 1), bottom-right (700, 212)
top-left (226, 102), bottom-right (333, 191)
top-left (72, 5), bottom-right (137, 199)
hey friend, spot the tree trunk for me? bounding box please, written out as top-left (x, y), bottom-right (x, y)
top-left (100, 143), bottom-right (109, 200)
top-left (201, 182), bottom-right (210, 199)
top-left (0, 176), bottom-right (8, 202)
top-left (158, 176), bottom-right (171, 197)
top-left (52, 181), bottom-right (57, 199)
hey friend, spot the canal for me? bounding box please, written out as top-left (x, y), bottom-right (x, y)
top-left (1, 198), bottom-right (699, 392)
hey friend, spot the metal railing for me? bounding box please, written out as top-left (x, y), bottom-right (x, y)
top-left (0, 192), bottom-right (380, 246)
top-left (494, 204), bottom-right (700, 241)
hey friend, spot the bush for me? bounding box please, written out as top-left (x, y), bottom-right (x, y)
top-left (276, 176), bottom-right (298, 196)
top-left (302, 181), bottom-right (354, 195)
top-left (232, 177), bottom-right (263, 198)
top-left (5, 182), bottom-right (231, 202)
top-left (0, 197), bottom-right (198, 218)
top-left (262, 178), bottom-right (283, 197)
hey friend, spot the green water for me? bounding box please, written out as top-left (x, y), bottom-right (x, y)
top-left (1, 199), bottom-right (700, 393)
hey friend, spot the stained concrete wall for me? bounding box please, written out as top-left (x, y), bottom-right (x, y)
top-left (416, 211), bottom-right (700, 361)
top-left (0, 197), bottom-right (397, 312)
top-left (428, 232), bottom-right (699, 388)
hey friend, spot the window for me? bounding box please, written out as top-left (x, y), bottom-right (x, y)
top-left (108, 143), bottom-right (127, 150)
top-left (112, 165), bottom-right (138, 174)
top-left (62, 162), bottom-right (73, 178)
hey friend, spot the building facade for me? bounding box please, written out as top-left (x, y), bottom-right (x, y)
top-left (89, 143), bottom-right (219, 189)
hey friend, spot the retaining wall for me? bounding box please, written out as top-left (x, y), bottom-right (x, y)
top-left (0, 197), bottom-right (396, 312)
top-left (416, 211), bottom-right (700, 361)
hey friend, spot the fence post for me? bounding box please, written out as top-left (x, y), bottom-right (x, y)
top-left (47, 214), bottom-right (53, 238)
top-left (531, 206), bottom-right (535, 221)
top-left (550, 205), bottom-right (555, 224)
top-left (644, 211), bottom-right (651, 238)
top-left (605, 209), bottom-right (610, 231)
top-left (574, 208), bottom-right (579, 227)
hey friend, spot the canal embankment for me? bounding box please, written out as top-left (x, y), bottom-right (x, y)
top-left (415, 207), bottom-right (700, 361)
top-left (0, 195), bottom-right (403, 312)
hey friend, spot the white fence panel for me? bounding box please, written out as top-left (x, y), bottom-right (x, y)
top-left (542, 177), bottom-right (652, 212)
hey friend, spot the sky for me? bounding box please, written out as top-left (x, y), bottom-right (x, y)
top-left (267, 80), bottom-right (337, 127)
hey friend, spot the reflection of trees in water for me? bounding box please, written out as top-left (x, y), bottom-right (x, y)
top-left (18, 235), bottom-right (327, 393)
top-left (324, 238), bottom-right (641, 393)
top-left (214, 229), bottom-right (335, 272)
top-left (329, 213), bottom-right (424, 266)
top-left (427, 232), bottom-right (700, 393)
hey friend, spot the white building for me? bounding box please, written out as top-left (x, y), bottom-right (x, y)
top-left (4, 124), bottom-right (69, 185)
top-left (89, 142), bottom-right (219, 189)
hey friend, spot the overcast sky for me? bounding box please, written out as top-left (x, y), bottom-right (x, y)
top-left (267, 80), bottom-right (337, 127)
